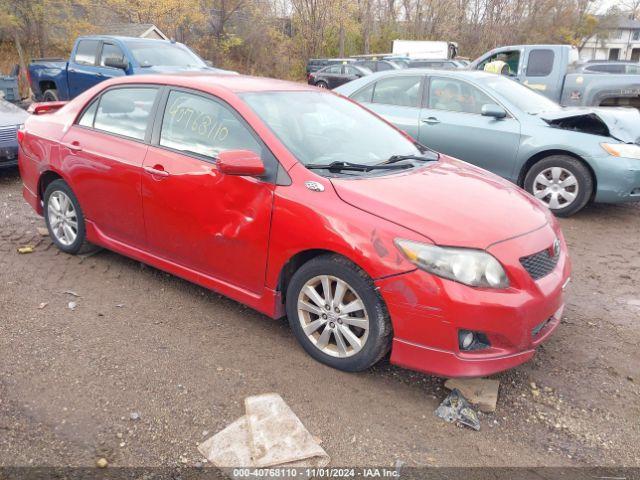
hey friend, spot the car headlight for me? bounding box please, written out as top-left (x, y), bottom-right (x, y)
top-left (601, 143), bottom-right (640, 160)
top-left (395, 239), bottom-right (509, 289)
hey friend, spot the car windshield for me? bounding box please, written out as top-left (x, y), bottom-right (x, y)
top-left (241, 91), bottom-right (423, 169)
top-left (126, 42), bottom-right (205, 68)
top-left (479, 75), bottom-right (562, 114)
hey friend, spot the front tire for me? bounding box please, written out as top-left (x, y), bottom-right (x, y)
top-left (524, 155), bottom-right (593, 217)
top-left (43, 89), bottom-right (59, 102)
top-left (44, 179), bottom-right (96, 254)
top-left (286, 254), bottom-right (392, 372)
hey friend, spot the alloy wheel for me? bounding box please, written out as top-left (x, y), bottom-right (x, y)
top-left (297, 275), bottom-right (369, 358)
top-left (47, 191), bottom-right (78, 246)
top-left (532, 167), bottom-right (579, 210)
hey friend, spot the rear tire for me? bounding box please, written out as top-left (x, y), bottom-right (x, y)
top-left (44, 179), bottom-right (97, 255)
top-left (286, 254), bottom-right (392, 372)
top-left (43, 89), bottom-right (59, 102)
top-left (315, 81), bottom-right (329, 89)
top-left (524, 155), bottom-right (593, 217)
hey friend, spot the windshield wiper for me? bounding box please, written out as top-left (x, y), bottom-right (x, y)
top-left (306, 161), bottom-right (412, 172)
top-left (382, 152), bottom-right (439, 165)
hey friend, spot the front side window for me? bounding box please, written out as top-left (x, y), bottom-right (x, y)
top-left (526, 49), bottom-right (554, 77)
top-left (371, 76), bottom-right (422, 107)
top-left (160, 91), bottom-right (261, 159)
top-left (93, 87), bottom-right (158, 140)
top-left (126, 41), bottom-right (205, 68)
top-left (241, 91), bottom-right (422, 168)
top-left (74, 40), bottom-right (99, 66)
top-left (100, 43), bottom-right (126, 67)
top-left (477, 50), bottom-right (520, 76)
top-left (428, 77), bottom-right (493, 114)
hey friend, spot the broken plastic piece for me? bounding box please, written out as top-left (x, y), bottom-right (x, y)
top-left (198, 393), bottom-right (329, 474)
top-left (435, 388), bottom-right (480, 431)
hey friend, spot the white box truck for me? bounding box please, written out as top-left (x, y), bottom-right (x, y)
top-left (392, 40), bottom-right (457, 59)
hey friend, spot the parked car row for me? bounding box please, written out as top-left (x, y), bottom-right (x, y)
top-left (9, 37), bottom-right (640, 380)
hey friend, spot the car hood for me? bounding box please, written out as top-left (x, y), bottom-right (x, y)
top-left (140, 65), bottom-right (238, 75)
top-left (539, 107), bottom-right (640, 144)
top-left (0, 99), bottom-right (29, 127)
top-left (330, 156), bottom-right (549, 250)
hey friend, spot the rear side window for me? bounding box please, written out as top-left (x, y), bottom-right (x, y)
top-left (74, 40), bottom-right (99, 65)
top-left (325, 65), bottom-right (341, 74)
top-left (351, 83), bottom-right (375, 103)
top-left (159, 91), bottom-right (261, 159)
top-left (377, 62), bottom-right (394, 71)
top-left (371, 76), bottom-right (422, 107)
top-left (93, 87), bottom-right (158, 140)
top-left (78, 100), bottom-right (98, 127)
top-left (100, 43), bottom-right (126, 67)
top-left (526, 49), bottom-right (554, 77)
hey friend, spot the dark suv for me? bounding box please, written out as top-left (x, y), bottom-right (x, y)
top-left (308, 64), bottom-right (372, 89)
top-left (306, 58), bottom-right (355, 75)
top-left (353, 60), bottom-right (402, 72)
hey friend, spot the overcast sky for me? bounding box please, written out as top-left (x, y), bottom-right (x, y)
top-left (595, 0), bottom-right (632, 13)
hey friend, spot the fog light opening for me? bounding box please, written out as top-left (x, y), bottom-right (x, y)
top-left (458, 330), bottom-right (491, 351)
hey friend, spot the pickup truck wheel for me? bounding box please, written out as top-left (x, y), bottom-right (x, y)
top-left (524, 155), bottom-right (593, 217)
top-left (286, 254), bottom-right (392, 372)
top-left (43, 89), bottom-right (59, 102)
top-left (44, 179), bottom-right (98, 255)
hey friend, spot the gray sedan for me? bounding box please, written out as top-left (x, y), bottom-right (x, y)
top-left (335, 69), bottom-right (640, 216)
top-left (0, 98), bottom-right (29, 168)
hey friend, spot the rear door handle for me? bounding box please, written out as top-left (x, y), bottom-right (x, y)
top-left (63, 141), bottom-right (82, 152)
top-left (421, 117), bottom-right (440, 125)
top-left (144, 165), bottom-right (170, 177)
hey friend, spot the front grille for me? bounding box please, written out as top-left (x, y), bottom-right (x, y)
top-left (520, 247), bottom-right (559, 280)
top-left (0, 125), bottom-right (17, 145)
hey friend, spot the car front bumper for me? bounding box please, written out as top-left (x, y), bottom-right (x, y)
top-left (0, 145), bottom-right (18, 168)
top-left (376, 224), bottom-right (571, 378)
top-left (590, 154), bottom-right (640, 203)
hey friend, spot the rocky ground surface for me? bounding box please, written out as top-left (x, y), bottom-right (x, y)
top-left (1, 168), bottom-right (639, 469)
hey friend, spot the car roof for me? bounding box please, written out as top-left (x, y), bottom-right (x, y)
top-left (76, 35), bottom-right (181, 45)
top-left (101, 72), bottom-right (319, 94)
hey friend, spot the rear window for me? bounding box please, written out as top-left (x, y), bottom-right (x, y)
top-left (74, 40), bottom-right (99, 66)
top-left (92, 87), bottom-right (158, 140)
top-left (526, 49), bottom-right (554, 77)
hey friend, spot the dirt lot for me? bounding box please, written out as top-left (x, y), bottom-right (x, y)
top-left (1, 167), bottom-right (639, 469)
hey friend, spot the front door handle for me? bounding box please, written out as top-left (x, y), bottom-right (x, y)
top-left (421, 117), bottom-right (440, 125)
top-left (144, 165), bottom-right (170, 177)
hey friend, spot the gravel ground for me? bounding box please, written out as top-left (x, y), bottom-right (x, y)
top-left (1, 168), bottom-right (639, 468)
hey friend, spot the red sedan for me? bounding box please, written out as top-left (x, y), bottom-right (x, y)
top-left (18, 74), bottom-right (571, 377)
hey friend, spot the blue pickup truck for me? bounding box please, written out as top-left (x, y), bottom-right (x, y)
top-left (28, 35), bottom-right (231, 101)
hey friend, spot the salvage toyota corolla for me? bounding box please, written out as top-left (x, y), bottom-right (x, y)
top-left (18, 74), bottom-right (571, 377)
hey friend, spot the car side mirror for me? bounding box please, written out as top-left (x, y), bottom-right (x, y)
top-left (481, 104), bottom-right (507, 119)
top-left (204, 60), bottom-right (214, 67)
top-left (217, 150), bottom-right (265, 176)
top-left (104, 57), bottom-right (128, 70)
